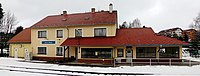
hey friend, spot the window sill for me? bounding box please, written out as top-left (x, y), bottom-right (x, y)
top-left (37, 54), bottom-right (47, 56)
top-left (56, 37), bottom-right (63, 38)
top-left (38, 37), bottom-right (47, 39)
top-left (75, 36), bottom-right (82, 38)
top-left (56, 55), bottom-right (63, 56)
top-left (94, 36), bottom-right (107, 37)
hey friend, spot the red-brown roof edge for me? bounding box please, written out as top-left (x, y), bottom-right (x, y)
top-left (7, 28), bottom-right (31, 43)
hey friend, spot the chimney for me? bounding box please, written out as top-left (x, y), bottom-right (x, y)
top-left (91, 8), bottom-right (95, 13)
top-left (62, 11), bottom-right (67, 15)
top-left (109, 3), bottom-right (113, 13)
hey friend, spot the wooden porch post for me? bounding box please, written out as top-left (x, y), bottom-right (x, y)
top-left (63, 46), bottom-right (69, 63)
top-left (68, 46), bottom-right (70, 63)
top-left (156, 46), bottom-right (160, 59)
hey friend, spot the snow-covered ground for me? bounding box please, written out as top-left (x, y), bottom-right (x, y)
top-left (1, 57), bottom-right (200, 76)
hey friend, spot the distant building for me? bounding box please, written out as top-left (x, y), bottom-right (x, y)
top-left (158, 28), bottom-right (197, 42)
top-left (182, 29), bottom-right (197, 42)
top-left (158, 27), bottom-right (183, 37)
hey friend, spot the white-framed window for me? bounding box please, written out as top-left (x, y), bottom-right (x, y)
top-left (38, 47), bottom-right (47, 55)
top-left (94, 28), bottom-right (106, 36)
top-left (56, 30), bottom-right (63, 38)
top-left (75, 29), bottom-right (82, 37)
top-left (38, 31), bottom-right (47, 38)
top-left (56, 47), bottom-right (63, 56)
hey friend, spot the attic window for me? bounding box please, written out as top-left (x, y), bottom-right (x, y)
top-left (84, 17), bottom-right (89, 20)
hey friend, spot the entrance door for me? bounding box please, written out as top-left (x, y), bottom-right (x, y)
top-left (126, 48), bottom-right (133, 62)
top-left (24, 48), bottom-right (29, 60)
top-left (14, 48), bottom-right (18, 58)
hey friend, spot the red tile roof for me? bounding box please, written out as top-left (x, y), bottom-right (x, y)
top-left (183, 29), bottom-right (197, 32)
top-left (7, 28), bottom-right (31, 43)
top-left (31, 11), bottom-right (117, 28)
top-left (61, 28), bottom-right (185, 46)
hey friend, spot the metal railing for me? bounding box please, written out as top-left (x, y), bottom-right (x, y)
top-left (113, 58), bottom-right (194, 67)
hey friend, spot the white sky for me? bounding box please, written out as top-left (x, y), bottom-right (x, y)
top-left (0, 0), bottom-right (200, 32)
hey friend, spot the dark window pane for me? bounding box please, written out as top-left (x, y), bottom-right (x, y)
top-left (94, 28), bottom-right (106, 36)
top-left (38, 47), bottom-right (47, 55)
top-left (136, 47), bottom-right (156, 58)
top-left (75, 29), bottom-right (82, 37)
top-left (56, 47), bottom-right (63, 56)
top-left (117, 48), bottom-right (124, 57)
top-left (38, 31), bottom-right (47, 38)
top-left (57, 30), bottom-right (63, 38)
top-left (159, 47), bottom-right (179, 58)
top-left (81, 48), bottom-right (112, 59)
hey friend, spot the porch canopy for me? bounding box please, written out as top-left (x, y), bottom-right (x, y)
top-left (61, 28), bottom-right (185, 47)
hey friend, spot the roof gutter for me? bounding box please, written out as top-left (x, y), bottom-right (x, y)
top-left (60, 44), bottom-right (182, 47)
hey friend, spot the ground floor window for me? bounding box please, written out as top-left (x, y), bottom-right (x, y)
top-left (56, 47), bottom-right (63, 56)
top-left (159, 47), bottom-right (179, 58)
top-left (38, 47), bottom-right (47, 55)
top-left (136, 47), bottom-right (156, 58)
top-left (117, 48), bottom-right (124, 57)
top-left (81, 48), bottom-right (112, 59)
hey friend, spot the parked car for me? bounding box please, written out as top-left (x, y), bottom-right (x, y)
top-left (0, 49), bottom-right (9, 57)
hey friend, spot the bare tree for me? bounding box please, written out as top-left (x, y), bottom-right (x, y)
top-left (188, 12), bottom-right (200, 56)
top-left (190, 13), bottom-right (200, 42)
top-left (0, 11), bottom-right (18, 57)
top-left (130, 18), bottom-right (141, 28)
top-left (191, 13), bottom-right (200, 30)
top-left (120, 18), bottom-right (142, 29)
top-left (0, 11), bottom-right (18, 34)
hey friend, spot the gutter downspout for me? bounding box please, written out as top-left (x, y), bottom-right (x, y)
top-left (63, 27), bottom-right (70, 63)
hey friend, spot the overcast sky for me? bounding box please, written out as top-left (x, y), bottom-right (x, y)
top-left (0, 0), bottom-right (200, 32)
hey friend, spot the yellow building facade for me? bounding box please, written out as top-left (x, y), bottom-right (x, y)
top-left (9, 44), bottom-right (31, 58)
top-left (30, 23), bottom-right (117, 61)
top-left (8, 28), bottom-right (32, 59)
top-left (8, 4), bottom-right (184, 64)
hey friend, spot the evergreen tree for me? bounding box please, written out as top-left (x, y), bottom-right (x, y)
top-left (178, 37), bottom-right (183, 41)
top-left (14, 26), bottom-right (23, 35)
top-left (0, 3), bottom-right (3, 20)
top-left (183, 33), bottom-right (189, 42)
top-left (172, 33), bottom-right (179, 39)
top-left (0, 3), bottom-right (4, 57)
top-left (121, 21), bottom-right (128, 28)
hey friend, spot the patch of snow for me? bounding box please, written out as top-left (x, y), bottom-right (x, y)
top-left (182, 48), bottom-right (190, 57)
top-left (1, 57), bottom-right (200, 76)
top-left (0, 70), bottom-right (58, 76)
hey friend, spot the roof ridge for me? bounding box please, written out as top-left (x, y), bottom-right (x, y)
top-left (47, 11), bottom-right (117, 17)
top-left (30, 10), bottom-right (117, 28)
